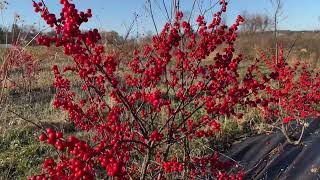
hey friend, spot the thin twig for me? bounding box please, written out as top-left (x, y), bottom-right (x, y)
top-left (7, 108), bottom-right (45, 131)
top-left (146, 0), bottom-right (159, 35)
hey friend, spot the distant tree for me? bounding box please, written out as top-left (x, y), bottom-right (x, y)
top-left (240, 11), bottom-right (273, 33)
top-left (262, 15), bottom-right (272, 31)
top-left (0, 27), bottom-right (6, 43)
top-left (101, 30), bottom-right (124, 45)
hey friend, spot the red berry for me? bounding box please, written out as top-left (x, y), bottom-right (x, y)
top-left (56, 131), bottom-right (63, 139)
top-left (39, 134), bottom-right (47, 142)
top-left (46, 128), bottom-right (55, 134)
top-left (48, 132), bottom-right (56, 140)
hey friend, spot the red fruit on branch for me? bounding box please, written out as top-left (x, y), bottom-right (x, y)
top-left (39, 134), bottom-right (47, 142)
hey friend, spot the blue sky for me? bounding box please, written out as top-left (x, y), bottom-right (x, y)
top-left (2, 0), bottom-right (320, 35)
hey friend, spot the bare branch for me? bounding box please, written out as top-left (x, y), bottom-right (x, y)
top-left (146, 0), bottom-right (159, 35)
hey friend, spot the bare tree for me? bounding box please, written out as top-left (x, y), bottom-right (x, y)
top-left (0, 0), bottom-right (8, 45)
top-left (240, 11), bottom-right (273, 33)
top-left (262, 15), bottom-right (272, 31)
top-left (270, 0), bottom-right (284, 62)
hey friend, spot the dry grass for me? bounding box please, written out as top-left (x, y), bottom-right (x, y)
top-left (235, 31), bottom-right (320, 67)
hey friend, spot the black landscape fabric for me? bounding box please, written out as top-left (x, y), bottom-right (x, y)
top-left (227, 119), bottom-right (320, 180)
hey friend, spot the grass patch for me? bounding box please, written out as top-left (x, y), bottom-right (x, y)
top-left (0, 127), bottom-right (53, 179)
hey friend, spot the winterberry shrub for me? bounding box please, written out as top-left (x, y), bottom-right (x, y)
top-left (257, 48), bottom-right (320, 144)
top-left (29, 0), bottom-right (282, 179)
top-left (0, 45), bottom-right (39, 101)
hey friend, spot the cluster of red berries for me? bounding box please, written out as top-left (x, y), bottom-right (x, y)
top-left (259, 48), bottom-right (320, 124)
top-left (162, 161), bottom-right (183, 173)
top-left (35, 128), bottom-right (96, 179)
top-left (1, 46), bottom-right (40, 90)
